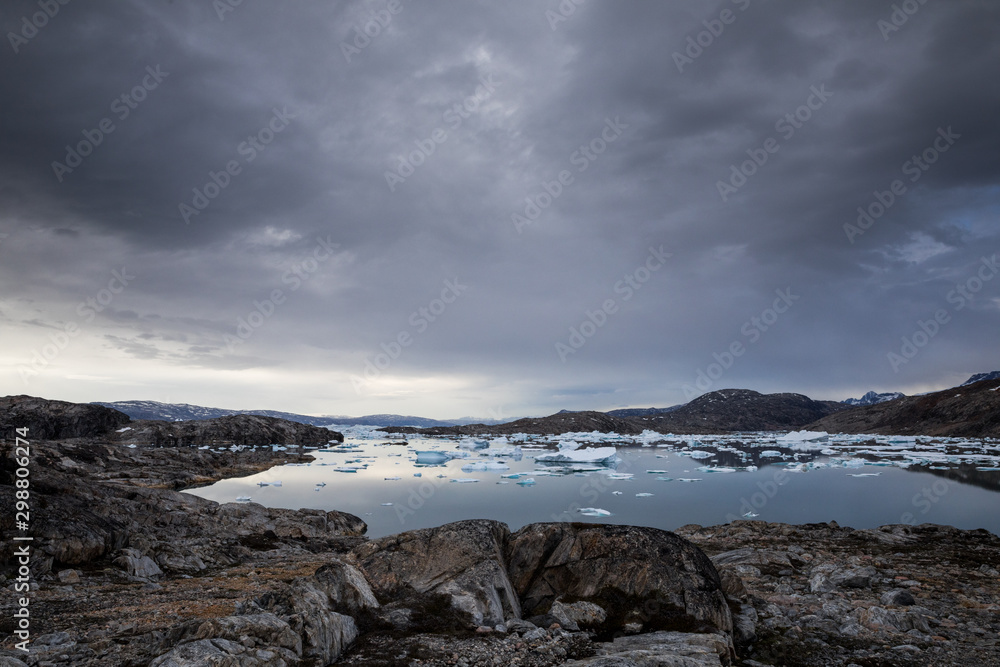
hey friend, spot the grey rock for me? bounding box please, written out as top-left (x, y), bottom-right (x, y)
top-left (504, 618), bottom-right (539, 634)
top-left (353, 519), bottom-right (520, 628)
top-left (311, 558), bottom-right (379, 614)
top-left (56, 569), bottom-right (80, 584)
top-left (193, 613), bottom-right (302, 654)
top-left (831, 565), bottom-right (877, 589)
top-left (506, 523), bottom-right (732, 637)
top-left (150, 638), bottom-right (299, 666)
top-left (551, 600), bottom-right (608, 631)
top-left (114, 548), bottom-right (163, 579)
top-left (563, 631), bottom-right (730, 666)
top-left (880, 588), bottom-right (916, 606)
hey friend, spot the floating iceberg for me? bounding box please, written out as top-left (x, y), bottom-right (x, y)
top-left (847, 472), bottom-right (881, 477)
top-left (635, 492), bottom-right (654, 497)
top-left (461, 461), bottom-right (511, 472)
top-left (414, 450), bottom-right (451, 464)
top-left (450, 478), bottom-right (480, 483)
top-left (577, 507), bottom-right (612, 517)
top-left (687, 450), bottom-right (714, 459)
top-left (677, 478), bottom-right (702, 482)
top-left (235, 495), bottom-right (251, 502)
top-left (516, 478), bottom-right (536, 486)
top-left (759, 450), bottom-right (784, 458)
top-left (777, 431), bottom-right (830, 451)
top-left (534, 446), bottom-right (618, 464)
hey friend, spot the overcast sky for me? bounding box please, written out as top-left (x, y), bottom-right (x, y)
top-left (2, 1), bottom-right (998, 419)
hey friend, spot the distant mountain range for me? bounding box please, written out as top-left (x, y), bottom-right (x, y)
top-left (807, 375), bottom-right (1000, 437)
top-left (73, 370), bottom-right (1000, 438)
top-left (961, 371), bottom-right (1000, 386)
top-left (842, 391), bottom-right (906, 406)
top-left (91, 400), bottom-right (505, 428)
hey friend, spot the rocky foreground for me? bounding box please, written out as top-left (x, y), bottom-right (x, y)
top-left (1, 438), bottom-right (999, 666)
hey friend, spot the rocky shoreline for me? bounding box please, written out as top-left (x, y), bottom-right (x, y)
top-left (1, 435), bottom-right (998, 666)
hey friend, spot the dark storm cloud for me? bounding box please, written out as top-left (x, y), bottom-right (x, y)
top-left (1, 0), bottom-right (998, 416)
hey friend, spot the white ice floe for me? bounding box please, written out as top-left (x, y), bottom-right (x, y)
top-left (847, 473), bottom-right (881, 477)
top-left (612, 491), bottom-right (623, 495)
top-left (450, 478), bottom-right (480, 483)
top-left (635, 492), bottom-right (654, 497)
top-left (516, 478), bottom-right (536, 486)
top-left (776, 431), bottom-right (830, 451)
top-left (686, 450), bottom-right (715, 459)
top-left (534, 446), bottom-right (618, 464)
top-left (677, 478), bottom-right (702, 482)
top-left (759, 450), bottom-right (784, 458)
top-left (235, 496), bottom-right (251, 502)
top-left (461, 461), bottom-right (511, 472)
top-left (414, 451), bottom-right (451, 464)
top-left (646, 469), bottom-right (669, 474)
top-left (577, 507), bottom-right (612, 517)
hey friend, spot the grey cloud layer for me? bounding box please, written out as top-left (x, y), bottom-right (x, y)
top-left (1, 0), bottom-right (998, 416)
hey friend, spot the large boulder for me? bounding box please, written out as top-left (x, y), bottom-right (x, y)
top-left (506, 523), bottom-right (732, 637)
top-left (352, 519), bottom-right (521, 627)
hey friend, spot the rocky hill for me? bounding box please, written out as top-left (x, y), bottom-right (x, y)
top-left (1, 395), bottom-right (343, 446)
top-left (0, 395), bottom-right (130, 440)
top-left (114, 414), bottom-right (343, 447)
top-left (384, 410), bottom-right (645, 436)
top-left (807, 377), bottom-right (1000, 437)
top-left (626, 389), bottom-right (847, 434)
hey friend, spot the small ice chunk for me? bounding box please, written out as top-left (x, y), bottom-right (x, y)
top-left (635, 492), bottom-right (654, 497)
top-left (577, 507), bottom-right (612, 517)
top-left (516, 478), bottom-right (536, 486)
top-left (612, 491), bottom-right (623, 495)
top-left (687, 450), bottom-right (714, 459)
top-left (535, 447), bottom-right (618, 464)
top-left (381, 502), bottom-right (393, 506)
top-left (384, 476), bottom-right (401, 481)
top-left (450, 478), bottom-right (480, 483)
top-left (646, 469), bottom-right (669, 474)
top-left (235, 496), bottom-right (251, 502)
top-left (848, 472), bottom-right (881, 477)
top-left (677, 478), bottom-right (702, 482)
top-left (759, 450), bottom-right (784, 458)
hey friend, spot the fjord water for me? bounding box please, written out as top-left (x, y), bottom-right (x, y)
top-left (186, 431), bottom-right (1000, 539)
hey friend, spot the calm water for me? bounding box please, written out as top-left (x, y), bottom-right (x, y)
top-left (186, 431), bottom-right (1000, 538)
